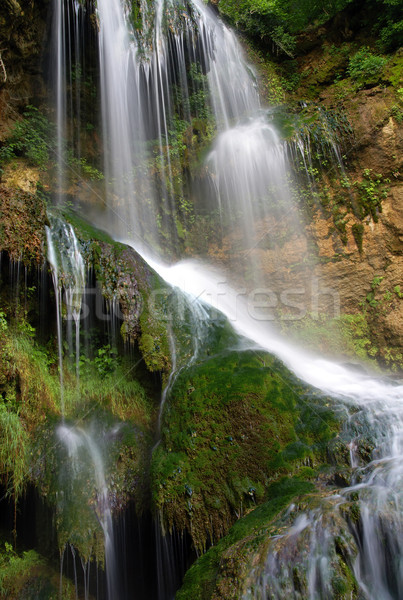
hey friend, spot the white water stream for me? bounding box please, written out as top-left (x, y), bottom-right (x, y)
top-left (46, 216), bottom-right (86, 411)
top-left (57, 424), bottom-right (118, 599)
top-left (127, 251), bottom-right (403, 599)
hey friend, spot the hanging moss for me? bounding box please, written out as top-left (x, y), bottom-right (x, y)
top-left (351, 222), bottom-right (364, 252)
top-left (176, 477), bottom-right (315, 600)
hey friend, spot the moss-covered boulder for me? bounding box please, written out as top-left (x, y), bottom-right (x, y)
top-left (177, 489), bottom-right (362, 600)
top-left (150, 343), bottom-right (341, 553)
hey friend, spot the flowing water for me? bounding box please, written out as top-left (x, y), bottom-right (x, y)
top-left (46, 216), bottom-right (86, 410)
top-left (88, 0), bottom-right (300, 274)
top-left (133, 254), bottom-right (403, 600)
top-left (49, 0), bottom-right (403, 598)
top-left (57, 423), bottom-right (119, 599)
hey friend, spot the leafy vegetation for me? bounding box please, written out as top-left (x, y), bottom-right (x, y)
top-left (372, 0), bottom-right (403, 50)
top-left (218, 0), bottom-right (402, 55)
top-left (218, 0), bottom-right (353, 55)
top-left (0, 106), bottom-right (53, 172)
top-left (0, 185), bottom-right (47, 263)
top-left (354, 169), bottom-right (389, 222)
top-left (0, 543), bottom-right (43, 597)
top-left (0, 225), bottom-right (162, 561)
top-left (67, 153), bottom-right (104, 181)
top-left (0, 541), bottom-right (75, 599)
top-left (347, 47), bottom-right (387, 88)
top-left (0, 397), bottom-right (29, 500)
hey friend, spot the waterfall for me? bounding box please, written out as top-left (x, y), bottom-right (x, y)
top-left (49, 0), bottom-right (403, 598)
top-left (90, 0), bottom-right (298, 275)
top-left (57, 423), bottom-right (119, 599)
top-left (46, 215), bottom-right (86, 409)
top-left (139, 255), bottom-right (403, 600)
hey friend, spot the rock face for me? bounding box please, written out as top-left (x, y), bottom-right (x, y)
top-left (0, 0), bottom-right (48, 138)
top-left (0, 180), bottom-right (47, 263)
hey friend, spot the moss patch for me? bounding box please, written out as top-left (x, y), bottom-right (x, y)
top-left (151, 347), bottom-right (339, 552)
top-left (176, 477), bottom-right (314, 600)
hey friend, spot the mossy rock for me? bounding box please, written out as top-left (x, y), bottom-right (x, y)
top-left (61, 210), bottom-right (173, 374)
top-left (0, 184), bottom-right (47, 264)
top-left (151, 345), bottom-right (340, 552)
top-left (176, 478), bottom-right (315, 600)
top-left (0, 542), bottom-right (77, 600)
top-left (178, 490), bottom-right (360, 600)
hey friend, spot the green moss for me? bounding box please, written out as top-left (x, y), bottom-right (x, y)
top-left (280, 311), bottom-right (380, 367)
top-left (0, 541), bottom-right (75, 599)
top-left (176, 477), bottom-right (314, 600)
top-left (0, 320), bottom-right (60, 424)
top-left (151, 347), bottom-right (338, 552)
top-left (351, 222), bottom-right (364, 252)
top-left (62, 210), bottom-right (119, 246)
top-left (138, 274), bottom-right (171, 373)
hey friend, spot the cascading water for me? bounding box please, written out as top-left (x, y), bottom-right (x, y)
top-left (87, 0), bottom-right (299, 275)
top-left (137, 256), bottom-right (403, 600)
top-left (46, 215), bottom-right (86, 408)
top-left (49, 0), bottom-right (403, 598)
top-left (57, 423), bottom-right (119, 599)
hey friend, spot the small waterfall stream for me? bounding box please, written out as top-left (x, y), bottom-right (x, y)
top-left (57, 424), bottom-right (118, 600)
top-left (46, 216), bottom-right (86, 410)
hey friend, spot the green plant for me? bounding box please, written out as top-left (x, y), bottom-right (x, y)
top-left (347, 47), bottom-right (386, 88)
top-left (0, 398), bottom-right (29, 499)
top-left (382, 346), bottom-right (403, 369)
top-left (374, 0), bottom-right (403, 50)
top-left (79, 344), bottom-right (119, 378)
top-left (394, 285), bottom-right (403, 298)
top-left (0, 543), bottom-right (44, 596)
top-left (94, 344), bottom-right (119, 376)
top-left (0, 310), bottom-right (7, 333)
top-left (354, 169), bottom-right (389, 222)
top-left (0, 106), bottom-right (53, 171)
top-left (67, 153), bottom-right (104, 180)
top-left (371, 275), bottom-right (384, 289)
top-left (391, 104), bottom-right (403, 123)
top-left (218, 0), bottom-right (353, 51)
top-left (271, 25), bottom-right (296, 57)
